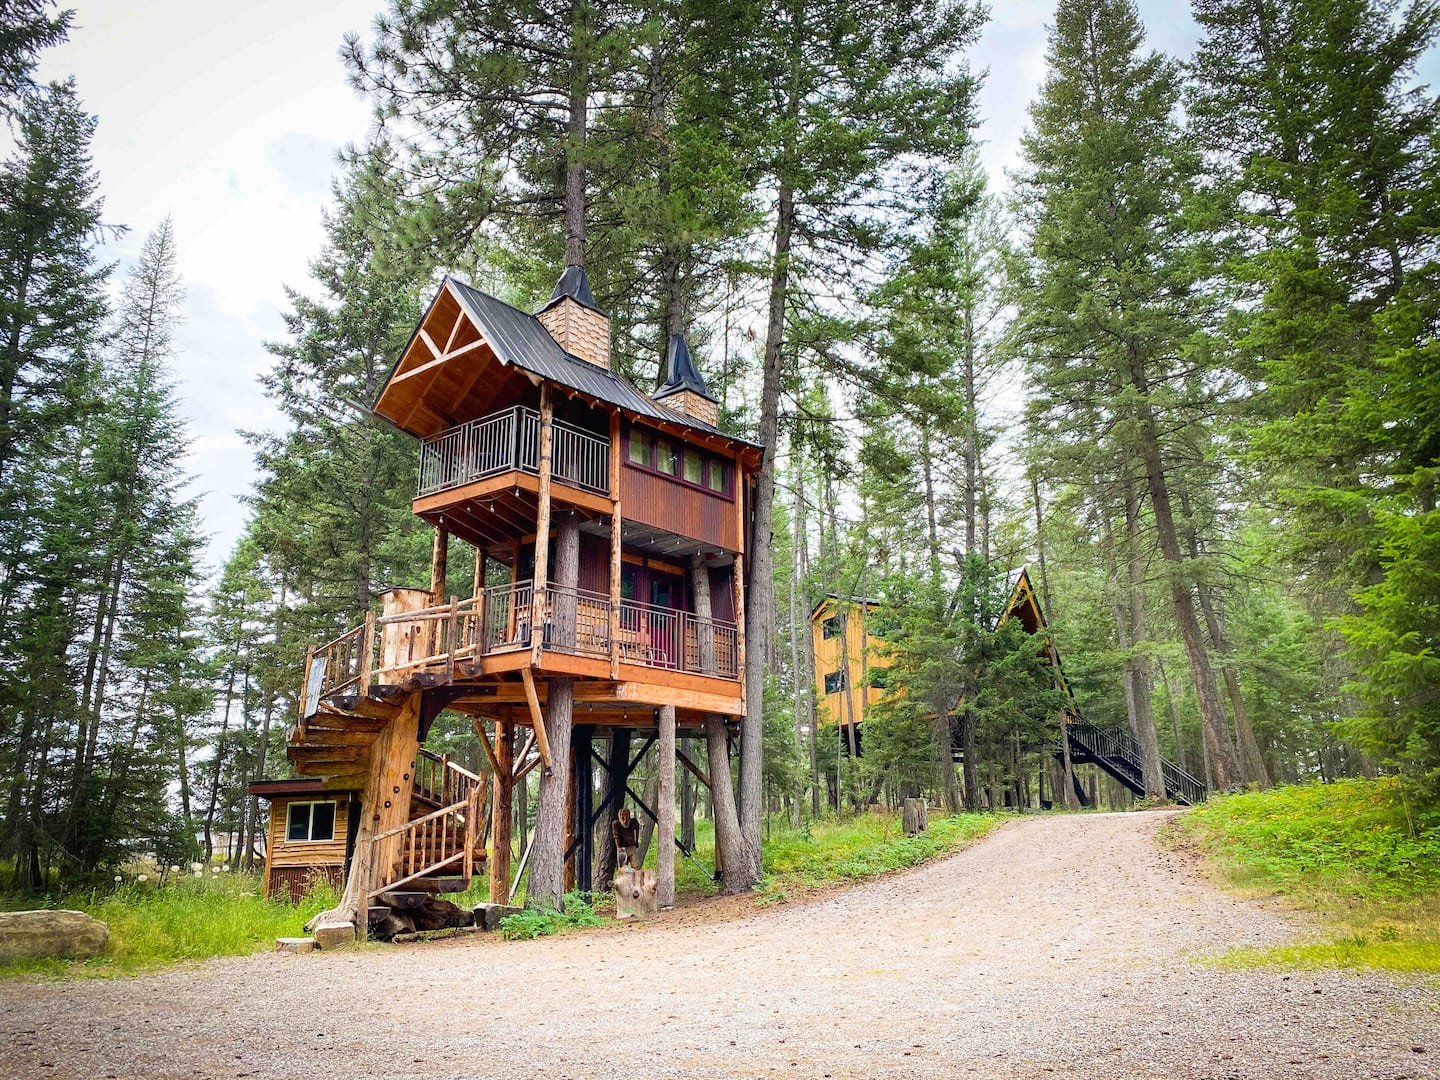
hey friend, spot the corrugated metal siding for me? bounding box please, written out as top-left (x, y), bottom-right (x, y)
top-left (620, 463), bottom-right (739, 552)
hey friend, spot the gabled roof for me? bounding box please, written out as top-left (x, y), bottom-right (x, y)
top-left (381, 276), bottom-right (761, 452)
top-left (811, 593), bottom-right (883, 618)
top-left (656, 334), bottom-right (718, 403)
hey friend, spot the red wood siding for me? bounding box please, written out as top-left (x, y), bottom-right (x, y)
top-left (620, 463), bottom-right (739, 552)
top-left (578, 531), bottom-right (609, 594)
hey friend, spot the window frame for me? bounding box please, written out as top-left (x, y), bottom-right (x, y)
top-left (821, 614), bottom-right (843, 640)
top-left (285, 800), bottom-right (337, 844)
top-left (823, 670), bottom-right (846, 695)
top-left (622, 424), bottom-right (734, 499)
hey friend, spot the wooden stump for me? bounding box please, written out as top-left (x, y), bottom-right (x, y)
top-left (613, 867), bottom-right (658, 919)
top-left (902, 798), bottom-right (928, 837)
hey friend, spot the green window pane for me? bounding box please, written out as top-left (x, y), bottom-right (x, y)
top-left (684, 449), bottom-right (703, 484)
top-left (628, 428), bottom-right (648, 465)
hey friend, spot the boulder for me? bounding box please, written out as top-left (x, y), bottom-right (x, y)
top-left (0, 909), bottom-right (108, 962)
top-left (311, 920), bottom-right (356, 949)
top-left (473, 902), bottom-right (522, 931)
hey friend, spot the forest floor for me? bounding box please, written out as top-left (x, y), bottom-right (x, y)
top-left (1, 810), bottom-right (1437, 1080)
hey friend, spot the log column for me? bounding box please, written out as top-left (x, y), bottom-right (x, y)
top-left (657, 704), bottom-right (676, 909)
top-left (490, 718), bottom-right (514, 902)
top-left (430, 526), bottom-right (449, 604)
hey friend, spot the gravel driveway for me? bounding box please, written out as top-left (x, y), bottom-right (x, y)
top-left (1, 811), bottom-right (1435, 1080)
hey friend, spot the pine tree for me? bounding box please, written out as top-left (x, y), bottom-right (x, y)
top-left (0, 0), bottom-right (70, 114)
top-left (1012, 0), bottom-right (1243, 789)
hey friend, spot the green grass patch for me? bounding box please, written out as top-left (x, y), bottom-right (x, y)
top-left (498, 891), bottom-right (604, 939)
top-left (1166, 778), bottom-right (1440, 972)
top-left (0, 871), bottom-right (335, 979)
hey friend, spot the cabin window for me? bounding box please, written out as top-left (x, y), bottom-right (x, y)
top-left (824, 670), bottom-right (846, 695)
top-left (623, 425), bottom-right (733, 498)
top-left (628, 428), bottom-right (649, 466)
top-left (868, 667), bottom-right (890, 690)
top-left (821, 615), bottom-right (843, 640)
top-left (286, 801), bottom-right (336, 843)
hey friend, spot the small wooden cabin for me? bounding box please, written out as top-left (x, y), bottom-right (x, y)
top-left (248, 778), bottom-right (357, 903)
top-left (284, 265), bottom-right (763, 927)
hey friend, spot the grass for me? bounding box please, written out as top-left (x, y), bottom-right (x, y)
top-left (1165, 778), bottom-right (1440, 973)
top-left (0, 870), bottom-right (336, 979)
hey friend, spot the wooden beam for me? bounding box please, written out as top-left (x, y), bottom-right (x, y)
top-left (490, 718), bottom-right (514, 902)
top-left (418, 327), bottom-right (442, 360)
top-left (520, 667), bottom-right (552, 771)
top-left (471, 716), bottom-right (502, 777)
top-left (609, 410), bottom-right (622, 680)
top-left (733, 550), bottom-right (747, 718)
top-left (430, 526), bottom-right (449, 604)
top-left (677, 746), bottom-right (711, 789)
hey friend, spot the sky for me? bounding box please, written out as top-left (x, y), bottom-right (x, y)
top-left (28, 1), bottom-right (1431, 575)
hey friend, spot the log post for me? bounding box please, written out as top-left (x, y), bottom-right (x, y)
top-left (530, 384), bottom-right (554, 667)
top-left (430, 526), bottom-right (449, 605)
top-left (490, 718), bottom-right (514, 902)
top-left (609, 411), bottom-right (622, 678)
top-left (657, 704), bottom-right (676, 909)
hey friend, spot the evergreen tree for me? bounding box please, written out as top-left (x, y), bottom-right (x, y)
top-left (1012, 0), bottom-right (1243, 790)
top-left (0, 0), bottom-right (70, 114)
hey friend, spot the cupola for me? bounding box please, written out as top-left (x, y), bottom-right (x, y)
top-left (653, 333), bottom-right (719, 426)
top-left (535, 265), bottom-right (610, 369)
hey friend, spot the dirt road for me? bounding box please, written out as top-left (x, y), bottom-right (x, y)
top-left (2, 811), bottom-right (1435, 1079)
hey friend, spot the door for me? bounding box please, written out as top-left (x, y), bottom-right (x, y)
top-left (648, 571), bottom-right (684, 668)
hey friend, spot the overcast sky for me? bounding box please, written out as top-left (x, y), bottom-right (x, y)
top-left (30, 1), bottom-right (1434, 576)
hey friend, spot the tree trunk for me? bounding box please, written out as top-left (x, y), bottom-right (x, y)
top-left (740, 185), bottom-right (794, 880)
top-left (705, 715), bottom-right (752, 895)
top-left (527, 514), bottom-right (580, 910)
top-left (1119, 482), bottom-right (1164, 798)
top-left (657, 705), bottom-right (676, 909)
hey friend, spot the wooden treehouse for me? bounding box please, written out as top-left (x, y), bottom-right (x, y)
top-left (810, 571), bottom-right (1206, 807)
top-left (285, 267), bottom-right (761, 933)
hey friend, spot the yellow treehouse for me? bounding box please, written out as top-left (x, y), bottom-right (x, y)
top-left (810, 594), bottom-right (892, 754)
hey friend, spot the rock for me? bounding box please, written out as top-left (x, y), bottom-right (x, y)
top-left (311, 920), bottom-right (356, 949)
top-left (473, 902), bottom-right (522, 931)
top-left (0, 910), bottom-right (108, 962)
top-left (274, 937), bottom-right (315, 954)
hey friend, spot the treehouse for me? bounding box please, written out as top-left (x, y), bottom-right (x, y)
top-left (810, 595), bottom-right (892, 756)
top-left (283, 266), bottom-right (762, 935)
top-left (811, 569), bottom-right (1205, 807)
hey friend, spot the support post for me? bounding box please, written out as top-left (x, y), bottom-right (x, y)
top-left (430, 526), bottom-right (449, 605)
top-left (609, 411), bottom-right (622, 678)
top-left (520, 668), bottom-right (552, 771)
top-left (732, 552), bottom-right (747, 712)
top-left (531, 384), bottom-right (554, 667)
top-left (657, 704), bottom-right (676, 909)
top-left (490, 718), bottom-right (514, 902)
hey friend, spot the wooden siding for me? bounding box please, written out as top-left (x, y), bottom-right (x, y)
top-left (265, 796), bottom-right (349, 871)
top-left (812, 599), bottom-right (890, 729)
top-left (620, 462), bottom-right (739, 552)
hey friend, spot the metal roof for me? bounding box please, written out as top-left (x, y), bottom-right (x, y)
top-left (442, 276), bottom-right (760, 449)
top-left (656, 333), bottom-right (718, 403)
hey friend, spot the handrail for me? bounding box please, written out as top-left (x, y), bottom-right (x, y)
top-left (417, 404), bottom-right (610, 499)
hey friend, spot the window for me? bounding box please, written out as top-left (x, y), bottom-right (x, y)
top-left (628, 428), bottom-right (649, 466)
top-left (868, 667), bottom-right (890, 690)
top-left (683, 448), bottom-right (703, 484)
top-left (706, 459), bottom-right (727, 493)
top-left (824, 670), bottom-right (846, 695)
top-left (656, 438), bottom-right (677, 475)
top-left (821, 615), bottom-right (843, 640)
top-left (286, 801), bottom-right (336, 843)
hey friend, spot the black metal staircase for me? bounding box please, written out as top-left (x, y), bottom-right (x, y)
top-left (1062, 720), bottom-right (1206, 806)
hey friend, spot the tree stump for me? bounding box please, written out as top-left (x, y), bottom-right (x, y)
top-left (613, 867), bottom-right (658, 919)
top-left (902, 798), bottom-right (928, 837)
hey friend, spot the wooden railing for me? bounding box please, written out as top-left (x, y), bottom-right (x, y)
top-left (417, 405), bottom-right (608, 499)
top-left (414, 747), bottom-right (485, 808)
top-left (365, 755), bottom-right (488, 900)
top-left (299, 580), bottom-right (741, 719)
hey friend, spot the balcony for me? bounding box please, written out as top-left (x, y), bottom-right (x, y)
top-left (478, 581), bottom-right (739, 679)
top-left (417, 405), bottom-right (610, 500)
top-left (302, 579), bottom-right (740, 718)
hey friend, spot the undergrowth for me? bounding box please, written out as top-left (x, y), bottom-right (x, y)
top-left (0, 871), bottom-right (337, 978)
top-left (498, 891), bottom-right (603, 939)
top-left (1167, 778), bottom-right (1440, 972)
